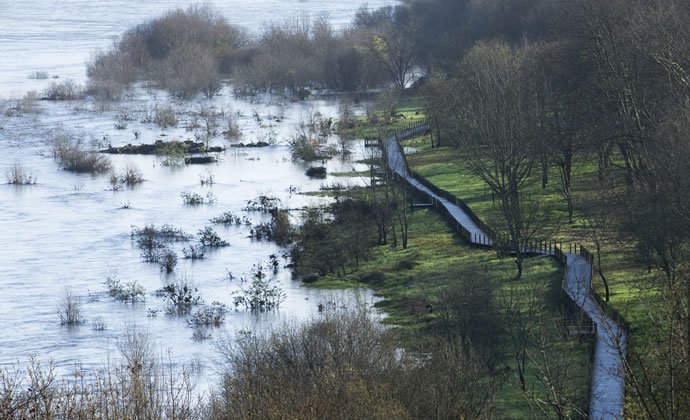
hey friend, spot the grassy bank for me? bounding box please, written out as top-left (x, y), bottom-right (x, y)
top-left (338, 95), bottom-right (427, 140)
top-left (307, 202), bottom-right (592, 417)
top-left (401, 134), bottom-right (659, 342)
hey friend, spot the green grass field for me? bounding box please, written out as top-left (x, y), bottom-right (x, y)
top-left (401, 133), bottom-right (661, 343)
top-left (310, 204), bottom-right (592, 417)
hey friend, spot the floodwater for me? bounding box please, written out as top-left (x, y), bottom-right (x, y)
top-left (0, 0), bottom-right (398, 394)
top-left (0, 0), bottom-right (398, 97)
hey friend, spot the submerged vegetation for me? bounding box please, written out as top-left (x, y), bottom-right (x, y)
top-left (52, 135), bottom-right (112, 174)
top-left (4, 162), bottom-right (37, 185)
top-left (57, 289), bottom-right (84, 326)
top-left (106, 274), bottom-right (146, 303)
top-left (3, 0), bottom-right (688, 417)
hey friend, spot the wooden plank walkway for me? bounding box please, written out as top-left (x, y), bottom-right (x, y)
top-left (383, 124), bottom-right (627, 419)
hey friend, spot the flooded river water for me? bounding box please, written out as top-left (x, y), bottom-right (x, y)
top-left (0, 0), bottom-right (398, 394)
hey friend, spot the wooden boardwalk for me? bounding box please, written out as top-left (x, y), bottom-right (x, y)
top-left (383, 123), bottom-right (627, 419)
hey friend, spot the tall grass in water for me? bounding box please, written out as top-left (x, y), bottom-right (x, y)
top-left (57, 289), bottom-right (84, 326)
top-left (4, 162), bottom-right (36, 185)
top-left (0, 326), bottom-right (201, 419)
top-left (52, 135), bottom-right (111, 174)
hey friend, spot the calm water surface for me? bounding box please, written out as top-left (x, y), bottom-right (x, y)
top-left (0, 0), bottom-right (398, 394)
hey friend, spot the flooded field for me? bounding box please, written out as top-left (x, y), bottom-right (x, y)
top-left (0, 0), bottom-right (398, 394)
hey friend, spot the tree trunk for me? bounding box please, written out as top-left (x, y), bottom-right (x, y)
top-left (515, 256), bottom-right (524, 281)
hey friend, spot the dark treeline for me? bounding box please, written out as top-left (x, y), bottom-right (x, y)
top-left (87, 4), bottom-right (414, 99)
top-left (414, 0), bottom-right (690, 418)
top-left (87, 1), bottom-right (560, 100)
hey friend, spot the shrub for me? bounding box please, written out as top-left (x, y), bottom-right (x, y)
top-left (159, 249), bottom-right (178, 273)
top-left (4, 162), bottom-right (37, 185)
top-left (138, 236), bottom-right (166, 262)
top-left (288, 134), bottom-right (321, 161)
top-left (232, 268), bottom-right (285, 311)
top-left (152, 105), bottom-right (178, 128)
top-left (192, 327), bottom-right (212, 341)
top-left (244, 194), bottom-right (281, 213)
top-left (0, 333), bottom-right (201, 417)
top-left (157, 142), bottom-right (187, 166)
top-left (131, 224), bottom-right (192, 242)
top-left (156, 276), bottom-right (202, 314)
top-left (91, 316), bottom-right (107, 331)
top-left (57, 289), bottom-right (84, 326)
top-left (249, 223), bottom-right (272, 241)
top-left (87, 5), bottom-right (245, 98)
top-left (223, 113), bottom-right (242, 139)
top-left (198, 226), bottom-right (229, 247)
top-left (131, 224), bottom-right (190, 264)
top-left (28, 71), bottom-right (49, 79)
top-left (120, 162), bottom-right (144, 185)
top-left (249, 211), bottom-right (291, 245)
top-left (358, 271), bottom-right (386, 284)
top-left (4, 91), bottom-right (42, 116)
top-left (182, 191), bottom-right (204, 205)
top-left (199, 170), bottom-right (215, 185)
top-left (210, 211), bottom-right (243, 225)
top-left (111, 162), bottom-right (144, 188)
top-left (189, 301), bottom-right (227, 327)
top-left (210, 306), bottom-right (408, 418)
top-left (182, 244), bottom-right (205, 260)
top-left (105, 275), bottom-right (146, 303)
top-left (52, 136), bottom-right (112, 174)
top-left (181, 191), bottom-right (216, 205)
top-left (43, 79), bottom-right (83, 100)
top-left (86, 78), bottom-right (128, 101)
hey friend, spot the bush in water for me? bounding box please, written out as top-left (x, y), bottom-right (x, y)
top-left (4, 162), bottom-right (37, 185)
top-left (106, 274), bottom-right (146, 303)
top-left (57, 289), bottom-right (84, 326)
top-left (198, 226), bottom-right (229, 247)
top-left (52, 135), bottom-right (112, 174)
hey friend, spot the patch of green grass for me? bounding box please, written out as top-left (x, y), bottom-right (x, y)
top-left (328, 170), bottom-right (370, 178)
top-left (401, 134), bottom-right (661, 347)
top-left (309, 207), bottom-right (591, 417)
top-left (338, 94), bottom-right (427, 140)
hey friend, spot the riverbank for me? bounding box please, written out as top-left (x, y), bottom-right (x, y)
top-left (306, 193), bottom-right (592, 417)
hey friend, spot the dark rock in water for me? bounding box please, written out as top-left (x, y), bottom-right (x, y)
top-left (305, 166), bottom-right (327, 178)
top-left (229, 141), bottom-right (270, 148)
top-left (101, 140), bottom-right (224, 155)
top-left (185, 156), bottom-right (217, 164)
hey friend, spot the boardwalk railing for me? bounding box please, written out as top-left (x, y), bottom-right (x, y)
top-left (382, 123), bottom-right (628, 417)
top-left (383, 123), bottom-right (631, 336)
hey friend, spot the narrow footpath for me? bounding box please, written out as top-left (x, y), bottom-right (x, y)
top-left (383, 127), bottom-right (627, 419)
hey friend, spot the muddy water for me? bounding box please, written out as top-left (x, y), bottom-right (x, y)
top-left (0, 0), bottom-right (398, 393)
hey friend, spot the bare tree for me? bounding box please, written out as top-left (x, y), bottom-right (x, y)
top-left (447, 41), bottom-right (542, 279)
top-left (359, 6), bottom-right (418, 89)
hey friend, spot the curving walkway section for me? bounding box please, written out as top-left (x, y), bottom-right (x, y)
top-left (383, 129), bottom-right (490, 244)
top-left (564, 254), bottom-right (626, 419)
top-left (383, 127), bottom-right (627, 419)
